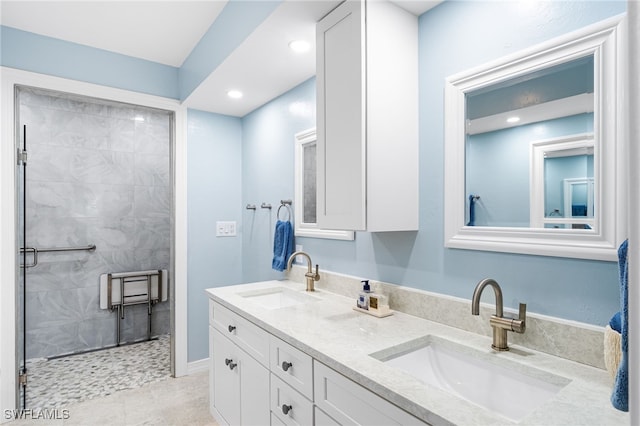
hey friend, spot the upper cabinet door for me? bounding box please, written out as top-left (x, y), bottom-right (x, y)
top-left (316, 0), bottom-right (419, 232)
top-left (316, 0), bottom-right (366, 231)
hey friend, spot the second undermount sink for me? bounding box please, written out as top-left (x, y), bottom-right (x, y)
top-left (238, 286), bottom-right (321, 310)
top-left (370, 336), bottom-right (571, 422)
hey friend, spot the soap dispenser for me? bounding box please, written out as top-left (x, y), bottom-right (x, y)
top-left (357, 280), bottom-right (371, 310)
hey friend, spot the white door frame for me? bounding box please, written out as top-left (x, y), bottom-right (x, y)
top-left (0, 67), bottom-right (189, 416)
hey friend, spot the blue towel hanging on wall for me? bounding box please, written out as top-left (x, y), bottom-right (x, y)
top-left (611, 239), bottom-right (629, 411)
top-left (467, 195), bottom-right (476, 226)
top-left (272, 220), bottom-right (294, 271)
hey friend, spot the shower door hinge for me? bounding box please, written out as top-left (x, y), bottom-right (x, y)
top-left (17, 148), bottom-right (27, 165)
top-left (18, 371), bottom-right (27, 388)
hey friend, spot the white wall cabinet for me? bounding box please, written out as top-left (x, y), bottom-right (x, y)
top-left (208, 299), bottom-right (427, 425)
top-left (316, 0), bottom-right (418, 232)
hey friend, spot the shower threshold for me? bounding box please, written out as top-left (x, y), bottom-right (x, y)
top-left (46, 336), bottom-right (161, 361)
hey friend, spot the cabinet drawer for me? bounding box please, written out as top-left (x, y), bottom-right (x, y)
top-left (315, 407), bottom-right (340, 426)
top-left (313, 361), bottom-right (427, 426)
top-left (271, 412), bottom-right (287, 426)
top-left (270, 335), bottom-right (313, 399)
top-left (211, 301), bottom-right (269, 367)
top-left (270, 375), bottom-right (313, 426)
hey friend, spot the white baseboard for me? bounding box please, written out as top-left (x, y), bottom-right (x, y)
top-left (187, 357), bottom-right (209, 375)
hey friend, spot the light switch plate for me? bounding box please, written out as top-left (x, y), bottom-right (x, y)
top-left (216, 221), bottom-right (237, 237)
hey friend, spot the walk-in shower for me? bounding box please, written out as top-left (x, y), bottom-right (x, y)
top-left (16, 86), bottom-right (174, 408)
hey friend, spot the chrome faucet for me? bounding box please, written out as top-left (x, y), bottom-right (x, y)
top-left (471, 278), bottom-right (526, 351)
top-left (286, 251), bottom-right (320, 292)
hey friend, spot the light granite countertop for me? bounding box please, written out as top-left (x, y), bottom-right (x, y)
top-left (206, 280), bottom-right (629, 426)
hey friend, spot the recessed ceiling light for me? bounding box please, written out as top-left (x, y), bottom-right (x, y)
top-left (288, 40), bottom-right (310, 53)
top-left (227, 90), bottom-right (243, 99)
top-left (134, 115), bottom-right (145, 122)
top-left (506, 116), bottom-right (521, 123)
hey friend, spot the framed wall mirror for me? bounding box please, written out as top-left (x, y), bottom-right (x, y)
top-left (294, 128), bottom-right (354, 240)
top-left (444, 15), bottom-right (626, 260)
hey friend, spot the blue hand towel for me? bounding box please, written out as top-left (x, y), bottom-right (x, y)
top-left (272, 220), bottom-right (294, 272)
top-left (611, 239), bottom-right (628, 411)
top-left (467, 195), bottom-right (476, 226)
top-left (609, 311), bottom-right (621, 333)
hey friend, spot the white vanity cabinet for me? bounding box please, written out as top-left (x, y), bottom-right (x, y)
top-left (209, 302), bottom-right (270, 426)
top-left (314, 361), bottom-right (426, 425)
top-left (208, 298), bottom-right (427, 425)
top-left (316, 0), bottom-right (418, 232)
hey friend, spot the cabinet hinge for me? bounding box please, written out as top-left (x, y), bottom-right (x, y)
top-left (17, 148), bottom-right (27, 165)
top-left (18, 371), bottom-right (27, 387)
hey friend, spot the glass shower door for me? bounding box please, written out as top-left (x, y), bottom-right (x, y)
top-left (16, 120), bottom-right (28, 409)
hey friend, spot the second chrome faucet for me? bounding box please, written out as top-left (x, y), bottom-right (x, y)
top-left (471, 278), bottom-right (526, 351)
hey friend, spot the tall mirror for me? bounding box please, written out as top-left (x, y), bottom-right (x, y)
top-left (444, 16), bottom-right (626, 261)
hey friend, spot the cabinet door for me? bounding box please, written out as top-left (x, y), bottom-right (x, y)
top-left (239, 346), bottom-right (270, 426)
top-left (317, 0), bottom-right (366, 231)
top-left (211, 328), bottom-right (241, 425)
top-left (211, 327), bottom-right (270, 426)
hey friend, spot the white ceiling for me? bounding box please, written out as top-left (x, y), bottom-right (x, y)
top-left (0, 1), bottom-right (227, 67)
top-left (0, 0), bottom-right (440, 117)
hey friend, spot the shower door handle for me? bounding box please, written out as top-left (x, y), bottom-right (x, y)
top-left (20, 247), bottom-right (38, 268)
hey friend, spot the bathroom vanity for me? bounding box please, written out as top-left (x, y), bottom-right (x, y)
top-left (206, 280), bottom-right (628, 425)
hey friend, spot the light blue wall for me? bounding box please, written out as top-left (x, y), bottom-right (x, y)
top-left (241, 78), bottom-right (316, 283)
top-left (545, 155), bottom-right (594, 217)
top-left (0, 26), bottom-right (180, 99)
top-left (2, 0), bottom-right (628, 362)
top-left (466, 113), bottom-right (593, 227)
top-left (187, 109), bottom-right (243, 361)
top-left (240, 1), bottom-right (626, 327)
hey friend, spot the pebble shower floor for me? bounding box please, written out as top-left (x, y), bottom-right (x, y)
top-left (24, 335), bottom-right (170, 410)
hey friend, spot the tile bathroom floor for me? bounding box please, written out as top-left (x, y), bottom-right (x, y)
top-left (11, 370), bottom-right (216, 426)
top-left (12, 334), bottom-right (217, 425)
top-left (24, 335), bottom-right (172, 410)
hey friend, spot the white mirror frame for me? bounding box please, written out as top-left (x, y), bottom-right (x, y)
top-left (294, 128), bottom-right (354, 240)
top-left (530, 133), bottom-right (595, 229)
top-left (444, 15), bottom-right (626, 261)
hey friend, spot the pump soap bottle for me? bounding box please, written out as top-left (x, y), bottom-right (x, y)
top-left (357, 280), bottom-right (371, 310)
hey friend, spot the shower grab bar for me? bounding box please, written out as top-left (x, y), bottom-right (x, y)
top-left (20, 244), bottom-right (96, 268)
top-left (23, 244), bottom-right (96, 253)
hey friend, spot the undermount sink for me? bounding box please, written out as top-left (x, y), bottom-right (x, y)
top-left (238, 286), bottom-right (321, 310)
top-left (370, 336), bottom-right (570, 422)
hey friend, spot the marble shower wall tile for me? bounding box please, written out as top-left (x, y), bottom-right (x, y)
top-left (288, 267), bottom-right (607, 369)
top-left (26, 181), bottom-right (134, 220)
top-left (20, 88), bottom-right (171, 359)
